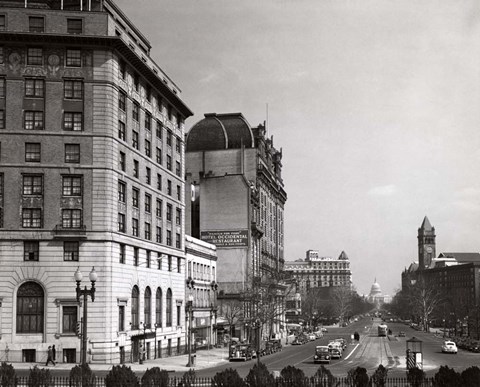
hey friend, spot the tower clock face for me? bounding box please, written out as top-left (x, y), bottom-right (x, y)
top-left (426, 246), bottom-right (433, 253)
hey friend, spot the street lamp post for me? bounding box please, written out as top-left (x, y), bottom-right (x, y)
top-left (210, 281), bottom-right (218, 350)
top-left (186, 277), bottom-right (195, 367)
top-left (74, 266), bottom-right (97, 365)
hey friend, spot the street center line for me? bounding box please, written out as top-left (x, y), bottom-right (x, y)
top-left (344, 343), bottom-right (360, 360)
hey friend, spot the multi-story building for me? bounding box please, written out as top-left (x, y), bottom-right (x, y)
top-left (185, 112), bottom-right (287, 339)
top-left (184, 235), bottom-right (218, 350)
top-left (284, 250), bottom-right (352, 295)
top-left (0, 0), bottom-right (192, 364)
top-left (402, 217), bottom-right (480, 337)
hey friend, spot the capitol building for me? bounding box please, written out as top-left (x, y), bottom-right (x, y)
top-left (366, 279), bottom-right (392, 305)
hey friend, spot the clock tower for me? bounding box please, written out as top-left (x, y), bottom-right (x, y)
top-left (418, 216), bottom-right (436, 270)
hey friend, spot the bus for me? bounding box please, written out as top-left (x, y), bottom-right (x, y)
top-left (378, 324), bottom-right (388, 337)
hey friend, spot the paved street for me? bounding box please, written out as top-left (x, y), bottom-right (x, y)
top-left (11, 317), bottom-right (480, 379)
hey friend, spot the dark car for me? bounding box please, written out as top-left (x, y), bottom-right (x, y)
top-left (314, 346), bottom-right (331, 364)
top-left (398, 331), bottom-right (406, 337)
top-left (229, 343), bottom-right (253, 361)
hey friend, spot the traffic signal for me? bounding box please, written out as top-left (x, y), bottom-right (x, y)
top-left (75, 321), bottom-right (82, 337)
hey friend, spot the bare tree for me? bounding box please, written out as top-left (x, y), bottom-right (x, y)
top-left (331, 286), bottom-right (353, 324)
top-left (408, 276), bottom-right (444, 332)
top-left (218, 297), bottom-right (244, 340)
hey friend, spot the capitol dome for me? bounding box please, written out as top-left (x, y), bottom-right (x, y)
top-left (369, 279), bottom-right (382, 297)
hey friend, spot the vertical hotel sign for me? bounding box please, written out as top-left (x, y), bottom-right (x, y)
top-left (200, 230), bottom-right (249, 248)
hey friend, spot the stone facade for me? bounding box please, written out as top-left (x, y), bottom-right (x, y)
top-left (0, 0), bottom-right (192, 364)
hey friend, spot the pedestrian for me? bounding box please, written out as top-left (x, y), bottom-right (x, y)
top-left (45, 346), bottom-right (55, 366)
top-left (52, 345), bottom-right (56, 361)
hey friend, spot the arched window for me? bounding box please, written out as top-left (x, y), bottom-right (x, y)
top-left (144, 287), bottom-right (151, 328)
top-left (17, 282), bottom-right (44, 333)
top-left (166, 288), bottom-right (172, 327)
top-left (156, 288), bottom-right (162, 327)
top-left (131, 286), bottom-right (139, 329)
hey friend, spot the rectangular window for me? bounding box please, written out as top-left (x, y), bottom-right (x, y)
top-left (0, 15), bottom-right (5, 30)
top-left (146, 167), bottom-right (151, 185)
top-left (156, 121), bottom-right (162, 139)
top-left (132, 218), bottom-right (139, 237)
top-left (146, 250), bottom-right (151, 268)
top-left (62, 176), bottom-right (82, 196)
top-left (29, 16), bottom-right (44, 32)
top-left (146, 86), bottom-right (152, 102)
top-left (176, 185), bottom-right (181, 201)
top-left (24, 241), bottom-right (39, 261)
top-left (145, 139), bottom-right (151, 157)
top-left (0, 78), bottom-right (4, 97)
top-left (27, 48), bottom-right (43, 65)
top-left (145, 222), bottom-right (151, 240)
top-left (156, 199), bottom-right (162, 218)
top-left (118, 181), bottom-right (126, 203)
top-left (132, 130), bottom-right (139, 149)
top-left (67, 18), bottom-right (83, 34)
top-left (0, 110), bottom-right (4, 129)
top-left (176, 137), bottom-right (181, 153)
top-left (64, 79), bottom-right (83, 99)
top-left (175, 208), bottom-right (182, 225)
top-left (167, 105), bottom-right (173, 121)
top-left (64, 112), bottom-right (82, 131)
top-left (132, 188), bottom-right (139, 208)
top-left (133, 160), bottom-right (139, 178)
top-left (63, 306), bottom-right (77, 334)
top-left (62, 209), bottom-right (82, 228)
top-left (66, 49), bottom-right (81, 67)
top-left (25, 143), bottom-right (41, 162)
top-left (24, 111), bottom-right (44, 130)
top-left (63, 241), bottom-right (79, 261)
top-left (156, 226), bottom-right (162, 243)
top-left (166, 230), bottom-right (172, 246)
top-left (132, 102), bottom-right (139, 121)
top-left (166, 204), bottom-right (172, 222)
top-left (166, 155), bottom-right (172, 171)
top-left (118, 305), bottom-right (125, 331)
top-left (119, 151), bottom-right (126, 171)
top-left (118, 92), bottom-right (126, 111)
top-left (145, 193), bottom-right (151, 213)
top-left (119, 243), bottom-right (126, 264)
top-left (167, 180), bottom-right (172, 196)
top-left (119, 60), bottom-right (126, 79)
top-left (145, 112), bottom-right (151, 131)
top-left (156, 147), bottom-right (162, 164)
top-left (23, 175), bottom-right (42, 195)
top-left (65, 144), bottom-right (80, 163)
top-left (118, 213), bottom-right (126, 232)
top-left (118, 121), bottom-right (126, 141)
top-left (25, 78), bottom-right (44, 97)
top-left (133, 247), bottom-right (139, 266)
top-left (22, 208), bottom-right (42, 228)
top-left (133, 73), bottom-right (139, 91)
top-left (166, 130), bottom-right (172, 146)
top-left (176, 233), bottom-right (181, 249)
top-left (157, 174), bottom-right (162, 191)
top-left (175, 161), bottom-right (181, 177)
top-left (168, 255), bottom-right (172, 271)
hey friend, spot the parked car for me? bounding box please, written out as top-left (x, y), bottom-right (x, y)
top-left (441, 340), bottom-right (458, 354)
top-left (468, 340), bottom-right (480, 353)
top-left (398, 331), bottom-right (406, 337)
top-left (229, 343), bottom-right (254, 361)
top-left (314, 330), bottom-right (324, 338)
top-left (314, 346), bottom-right (331, 364)
top-left (308, 333), bottom-right (317, 341)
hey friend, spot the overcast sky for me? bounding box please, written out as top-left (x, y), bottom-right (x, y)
top-left (115, 0), bottom-right (480, 296)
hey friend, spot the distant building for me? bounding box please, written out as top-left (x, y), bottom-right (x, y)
top-left (402, 217), bottom-right (480, 337)
top-left (0, 0), bottom-right (192, 364)
top-left (185, 112), bottom-right (287, 339)
top-left (284, 250), bottom-right (352, 294)
top-left (366, 279), bottom-right (391, 306)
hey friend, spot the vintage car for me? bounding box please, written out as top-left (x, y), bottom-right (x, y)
top-left (229, 343), bottom-right (254, 361)
top-left (329, 347), bottom-right (342, 359)
top-left (313, 346), bottom-right (330, 364)
top-left (441, 340), bottom-right (458, 354)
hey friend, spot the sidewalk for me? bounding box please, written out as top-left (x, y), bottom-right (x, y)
top-left (11, 346), bottom-right (230, 374)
